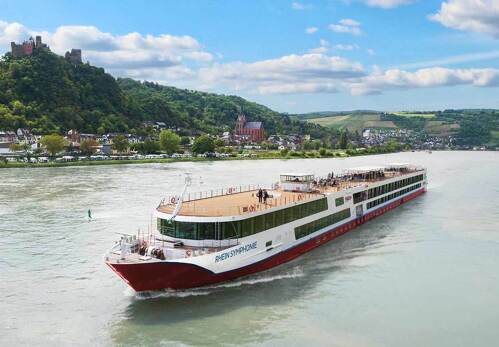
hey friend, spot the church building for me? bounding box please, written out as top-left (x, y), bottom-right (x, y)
top-left (234, 114), bottom-right (265, 143)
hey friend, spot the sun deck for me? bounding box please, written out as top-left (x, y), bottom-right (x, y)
top-left (157, 189), bottom-right (324, 217)
top-left (157, 167), bottom-right (424, 218)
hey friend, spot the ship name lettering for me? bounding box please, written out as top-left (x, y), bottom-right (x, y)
top-left (215, 241), bottom-right (257, 263)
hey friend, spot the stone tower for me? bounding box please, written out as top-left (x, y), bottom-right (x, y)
top-left (235, 114), bottom-right (246, 133)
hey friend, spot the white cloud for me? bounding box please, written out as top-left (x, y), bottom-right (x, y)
top-left (367, 48), bottom-right (376, 56)
top-left (308, 46), bottom-right (329, 54)
top-left (0, 20), bottom-right (212, 84)
top-left (430, 0), bottom-right (499, 38)
top-left (329, 19), bottom-right (363, 36)
top-left (364, 0), bottom-right (414, 9)
top-left (0, 20), bottom-right (36, 46)
top-left (258, 83), bottom-right (337, 94)
top-left (308, 39), bottom-right (330, 54)
top-left (396, 50), bottom-right (499, 69)
top-left (199, 53), bottom-right (365, 94)
top-left (348, 67), bottom-right (499, 95)
top-left (291, 2), bottom-right (312, 10)
top-left (334, 44), bottom-right (359, 51)
top-left (305, 27), bottom-right (318, 34)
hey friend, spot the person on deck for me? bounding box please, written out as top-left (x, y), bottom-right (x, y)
top-left (257, 188), bottom-right (263, 203)
top-left (263, 190), bottom-right (269, 204)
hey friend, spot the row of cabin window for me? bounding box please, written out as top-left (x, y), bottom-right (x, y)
top-left (294, 208), bottom-right (351, 240)
top-left (367, 183), bottom-right (421, 209)
top-left (367, 174), bottom-right (423, 200)
top-left (157, 197), bottom-right (328, 240)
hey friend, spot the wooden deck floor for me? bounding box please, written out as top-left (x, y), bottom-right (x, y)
top-left (157, 189), bottom-right (323, 217)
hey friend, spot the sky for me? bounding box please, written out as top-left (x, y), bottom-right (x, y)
top-left (1, 0), bottom-right (499, 113)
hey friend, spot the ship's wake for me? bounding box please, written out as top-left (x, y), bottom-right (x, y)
top-left (131, 266), bottom-right (304, 300)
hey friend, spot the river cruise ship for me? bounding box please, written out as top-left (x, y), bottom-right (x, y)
top-left (106, 163), bottom-right (427, 291)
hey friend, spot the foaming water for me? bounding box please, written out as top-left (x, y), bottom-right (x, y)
top-left (1, 151), bottom-right (499, 347)
top-left (134, 267), bottom-right (305, 300)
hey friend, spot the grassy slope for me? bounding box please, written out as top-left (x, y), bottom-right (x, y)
top-left (306, 114), bottom-right (397, 132)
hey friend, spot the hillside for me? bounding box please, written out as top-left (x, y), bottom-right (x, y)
top-left (0, 49), bottom-right (328, 138)
top-left (117, 79), bottom-right (327, 137)
top-left (296, 110), bottom-right (499, 147)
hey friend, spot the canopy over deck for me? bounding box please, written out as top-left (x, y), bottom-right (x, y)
top-left (344, 166), bottom-right (385, 174)
top-left (280, 173), bottom-right (315, 183)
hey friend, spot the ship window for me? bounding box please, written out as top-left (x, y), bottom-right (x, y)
top-left (222, 221), bottom-right (240, 239)
top-left (157, 218), bottom-right (175, 237)
top-left (198, 223), bottom-right (215, 240)
top-left (266, 240), bottom-right (272, 247)
top-left (265, 212), bottom-right (275, 230)
top-left (254, 215), bottom-right (265, 233)
top-left (294, 208), bottom-right (351, 240)
top-left (353, 191), bottom-right (367, 204)
top-left (240, 218), bottom-right (254, 237)
top-left (177, 222), bottom-right (196, 239)
top-left (335, 197), bottom-right (344, 207)
top-left (274, 209), bottom-right (283, 226)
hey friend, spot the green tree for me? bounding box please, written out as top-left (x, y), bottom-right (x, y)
top-left (339, 131), bottom-right (348, 149)
top-left (159, 130), bottom-right (180, 154)
top-left (80, 138), bottom-right (99, 156)
top-left (214, 138), bottom-right (225, 148)
top-left (133, 139), bottom-right (160, 154)
top-left (180, 136), bottom-right (191, 146)
top-left (112, 134), bottom-right (129, 153)
top-left (192, 135), bottom-right (215, 154)
top-left (40, 134), bottom-right (67, 156)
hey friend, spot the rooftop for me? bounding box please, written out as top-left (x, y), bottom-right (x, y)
top-left (244, 122), bottom-right (263, 129)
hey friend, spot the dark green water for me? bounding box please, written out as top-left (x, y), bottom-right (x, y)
top-left (1, 152), bottom-right (498, 346)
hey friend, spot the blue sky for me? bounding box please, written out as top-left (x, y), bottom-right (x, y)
top-left (1, 0), bottom-right (499, 113)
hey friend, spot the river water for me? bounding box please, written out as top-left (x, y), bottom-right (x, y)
top-left (1, 151), bottom-right (498, 346)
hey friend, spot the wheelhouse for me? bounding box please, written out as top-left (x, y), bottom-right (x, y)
top-left (280, 173), bottom-right (315, 192)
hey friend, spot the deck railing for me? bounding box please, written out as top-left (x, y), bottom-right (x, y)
top-left (159, 184), bottom-right (263, 207)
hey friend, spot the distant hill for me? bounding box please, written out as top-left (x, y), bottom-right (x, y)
top-left (292, 109), bottom-right (499, 146)
top-left (0, 49), bottom-right (329, 138)
top-left (291, 110), bottom-right (380, 120)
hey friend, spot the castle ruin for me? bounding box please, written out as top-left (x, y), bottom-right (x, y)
top-left (10, 35), bottom-right (47, 58)
top-left (65, 49), bottom-right (82, 64)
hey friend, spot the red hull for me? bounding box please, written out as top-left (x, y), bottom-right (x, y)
top-left (107, 188), bottom-right (426, 291)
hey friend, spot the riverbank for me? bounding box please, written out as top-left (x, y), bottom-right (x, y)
top-left (0, 147), bottom-right (443, 169)
top-left (0, 152), bottom-right (345, 168)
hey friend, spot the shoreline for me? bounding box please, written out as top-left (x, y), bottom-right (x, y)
top-left (0, 149), bottom-right (479, 169)
top-left (0, 153), bottom-right (346, 169)
top-left (0, 149), bottom-right (397, 169)
top-left (3, 149), bottom-right (492, 169)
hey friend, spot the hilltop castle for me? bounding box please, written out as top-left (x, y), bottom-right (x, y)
top-left (10, 35), bottom-right (82, 64)
top-left (10, 36), bottom-right (47, 58)
top-left (65, 49), bottom-right (82, 64)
